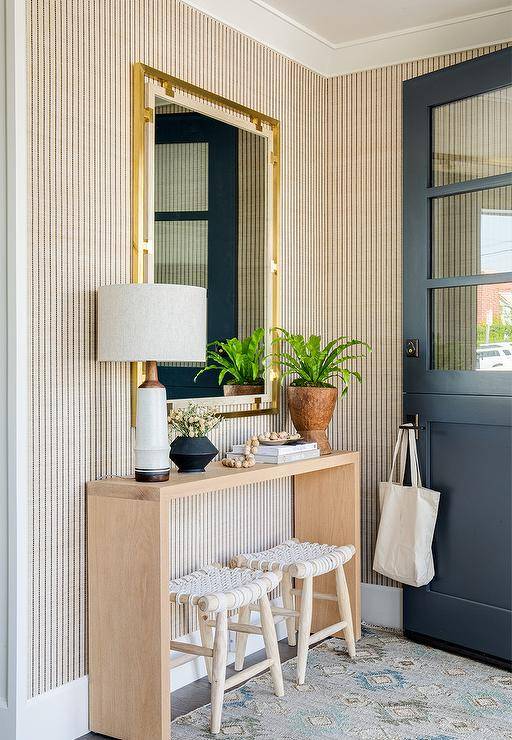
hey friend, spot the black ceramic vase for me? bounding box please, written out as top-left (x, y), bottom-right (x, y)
top-left (169, 435), bottom-right (218, 473)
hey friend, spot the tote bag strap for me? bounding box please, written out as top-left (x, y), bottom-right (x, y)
top-left (407, 428), bottom-right (423, 488)
top-left (388, 425), bottom-right (423, 486)
top-left (388, 428), bottom-right (409, 483)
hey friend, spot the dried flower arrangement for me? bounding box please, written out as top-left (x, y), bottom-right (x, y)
top-left (168, 402), bottom-right (221, 439)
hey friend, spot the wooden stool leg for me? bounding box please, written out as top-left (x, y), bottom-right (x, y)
top-left (234, 605), bottom-right (250, 671)
top-left (211, 610), bottom-right (228, 734)
top-left (296, 575), bottom-right (313, 685)
top-left (259, 593), bottom-right (285, 697)
top-left (281, 571), bottom-right (296, 646)
top-left (335, 564), bottom-right (356, 659)
top-left (198, 609), bottom-right (214, 682)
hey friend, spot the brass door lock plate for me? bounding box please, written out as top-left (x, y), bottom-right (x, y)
top-left (405, 338), bottom-right (419, 358)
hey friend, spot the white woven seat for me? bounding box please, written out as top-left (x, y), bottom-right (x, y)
top-left (232, 538), bottom-right (357, 685)
top-left (234, 539), bottom-right (355, 578)
top-left (169, 565), bottom-right (282, 614)
top-left (169, 564), bottom-right (284, 733)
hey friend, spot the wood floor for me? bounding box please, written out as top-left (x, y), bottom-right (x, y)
top-left (77, 638), bottom-right (298, 740)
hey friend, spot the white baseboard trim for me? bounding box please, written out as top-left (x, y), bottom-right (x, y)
top-left (21, 604), bottom-right (288, 740)
top-left (18, 588), bottom-right (402, 740)
top-left (21, 676), bottom-right (89, 740)
top-left (361, 583), bottom-right (403, 629)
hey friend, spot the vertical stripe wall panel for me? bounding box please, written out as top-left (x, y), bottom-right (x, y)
top-left (154, 142), bottom-right (209, 212)
top-left (238, 130), bottom-right (266, 338)
top-left (27, 0), bottom-right (510, 695)
top-left (169, 480), bottom-right (292, 637)
top-left (27, 0), bottom-right (327, 695)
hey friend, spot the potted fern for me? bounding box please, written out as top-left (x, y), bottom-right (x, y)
top-left (194, 327), bottom-right (266, 396)
top-left (271, 328), bottom-right (370, 455)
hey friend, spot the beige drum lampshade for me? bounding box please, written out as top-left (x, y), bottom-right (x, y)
top-left (97, 283), bottom-right (207, 362)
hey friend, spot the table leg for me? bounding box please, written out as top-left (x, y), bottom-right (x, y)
top-left (88, 495), bottom-right (170, 739)
top-left (293, 460), bottom-right (361, 639)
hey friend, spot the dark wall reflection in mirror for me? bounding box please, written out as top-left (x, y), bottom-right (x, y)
top-left (153, 101), bottom-right (267, 399)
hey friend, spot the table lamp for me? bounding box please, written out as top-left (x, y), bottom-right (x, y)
top-left (96, 283), bottom-right (207, 482)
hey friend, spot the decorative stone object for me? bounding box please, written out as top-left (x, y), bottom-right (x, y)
top-left (221, 436), bottom-right (259, 468)
top-left (258, 430), bottom-right (301, 445)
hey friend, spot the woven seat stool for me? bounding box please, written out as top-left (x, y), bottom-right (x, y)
top-left (169, 565), bottom-right (284, 734)
top-left (232, 539), bottom-right (356, 685)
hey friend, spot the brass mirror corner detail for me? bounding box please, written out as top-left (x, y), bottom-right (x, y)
top-left (131, 62), bottom-right (280, 424)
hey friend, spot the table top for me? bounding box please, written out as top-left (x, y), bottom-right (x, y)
top-left (87, 450), bottom-right (359, 502)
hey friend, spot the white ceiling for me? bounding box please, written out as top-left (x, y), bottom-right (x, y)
top-left (259, 0), bottom-right (508, 46)
top-left (183, 0), bottom-right (512, 75)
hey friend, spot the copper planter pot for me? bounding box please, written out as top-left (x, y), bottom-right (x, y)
top-left (223, 383), bottom-right (264, 397)
top-left (287, 386), bottom-right (337, 455)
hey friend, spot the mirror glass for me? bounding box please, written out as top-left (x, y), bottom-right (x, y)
top-left (151, 97), bottom-right (269, 402)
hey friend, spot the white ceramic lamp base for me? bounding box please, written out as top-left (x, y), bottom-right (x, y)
top-left (134, 377), bottom-right (170, 483)
top-left (96, 285), bottom-right (207, 482)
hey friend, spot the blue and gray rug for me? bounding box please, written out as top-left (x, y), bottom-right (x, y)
top-left (171, 626), bottom-right (512, 738)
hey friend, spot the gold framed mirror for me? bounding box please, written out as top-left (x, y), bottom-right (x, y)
top-left (131, 63), bottom-right (280, 424)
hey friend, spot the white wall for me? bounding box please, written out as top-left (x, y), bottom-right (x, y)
top-left (0, 0), bottom-right (8, 709)
top-left (0, 0), bottom-right (28, 737)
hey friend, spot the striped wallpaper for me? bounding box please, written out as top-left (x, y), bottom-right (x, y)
top-left (27, 0), bottom-right (510, 696)
top-left (27, 0), bottom-right (326, 696)
top-left (170, 479), bottom-right (292, 637)
top-left (238, 129), bottom-right (267, 338)
top-left (155, 142), bottom-right (209, 212)
top-left (155, 219), bottom-right (208, 288)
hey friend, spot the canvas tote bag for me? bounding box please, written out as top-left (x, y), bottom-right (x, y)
top-left (373, 425), bottom-right (441, 587)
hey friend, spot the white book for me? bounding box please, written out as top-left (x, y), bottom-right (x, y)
top-left (231, 441), bottom-right (318, 456)
top-left (227, 449), bottom-right (320, 465)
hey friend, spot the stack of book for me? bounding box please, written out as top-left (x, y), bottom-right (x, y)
top-left (227, 441), bottom-right (319, 465)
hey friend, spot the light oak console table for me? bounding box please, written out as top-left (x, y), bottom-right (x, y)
top-left (87, 450), bottom-right (360, 740)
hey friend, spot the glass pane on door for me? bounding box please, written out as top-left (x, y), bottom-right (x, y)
top-left (432, 283), bottom-right (512, 370)
top-left (432, 185), bottom-right (512, 277)
top-left (432, 86), bottom-right (512, 186)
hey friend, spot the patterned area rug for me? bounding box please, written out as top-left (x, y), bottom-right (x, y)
top-left (171, 626), bottom-right (512, 739)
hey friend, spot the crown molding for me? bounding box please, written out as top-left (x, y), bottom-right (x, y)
top-left (181, 0), bottom-right (332, 74)
top-left (181, 0), bottom-right (512, 76)
top-left (328, 6), bottom-right (512, 75)
top-left (246, 0), bottom-right (335, 49)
